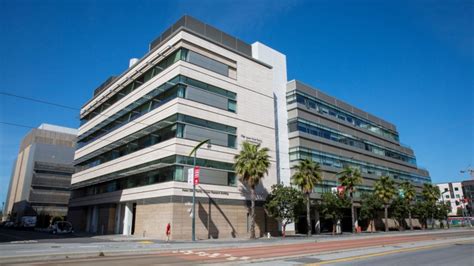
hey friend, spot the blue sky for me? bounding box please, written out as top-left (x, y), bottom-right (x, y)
top-left (0, 0), bottom-right (473, 206)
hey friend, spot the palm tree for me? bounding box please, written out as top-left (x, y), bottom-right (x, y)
top-left (422, 183), bottom-right (440, 229)
top-left (292, 159), bottom-right (322, 237)
top-left (337, 166), bottom-right (362, 233)
top-left (400, 181), bottom-right (416, 230)
top-left (374, 175), bottom-right (396, 232)
top-left (234, 141), bottom-right (271, 239)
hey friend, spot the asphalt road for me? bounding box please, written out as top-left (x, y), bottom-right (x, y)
top-left (5, 229), bottom-right (472, 265)
top-left (325, 242), bottom-right (474, 266)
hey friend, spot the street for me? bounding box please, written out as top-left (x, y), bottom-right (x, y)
top-left (0, 228), bottom-right (472, 265)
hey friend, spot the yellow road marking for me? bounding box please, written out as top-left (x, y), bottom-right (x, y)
top-left (307, 239), bottom-right (474, 266)
top-left (137, 240), bottom-right (154, 244)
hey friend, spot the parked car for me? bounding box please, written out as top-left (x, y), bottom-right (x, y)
top-left (4, 221), bottom-right (14, 228)
top-left (50, 221), bottom-right (74, 234)
top-left (20, 216), bottom-right (37, 228)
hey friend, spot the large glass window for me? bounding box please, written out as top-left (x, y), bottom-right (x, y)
top-left (75, 114), bottom-right (237, 172)
top-left (287, 90), bottom-right (399, 142)
top-left (81, 48), bottom-right (234, 126)
top-left (289, 147), bottom-right (431, 184)
top-left (77, 75), bottom-right (237, 148)
top-left (71, 155), bottom-right (236, 198)
top-left (288, 118), bottom-right (416, 165)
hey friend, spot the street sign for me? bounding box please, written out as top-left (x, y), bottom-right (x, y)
top-left (187, 168), bottom-right (194, 185)
top-left (193, 166), bottom-right (200, 185)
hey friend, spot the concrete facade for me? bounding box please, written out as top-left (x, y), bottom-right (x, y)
top-left (70, 16), bottom-right (281, 239)
top-left (3, 124), bottom-right (77, 222)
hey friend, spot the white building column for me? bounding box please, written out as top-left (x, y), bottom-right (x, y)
top-left (252, 41), bottom-right (295, 234)
top-left (123, 202), bottom-right (133, 235)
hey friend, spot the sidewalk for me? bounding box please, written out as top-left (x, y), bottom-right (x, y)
top-left (1, 228), bottom-right (472, 264)
top-left (90, 226), bottom-right (471, 244)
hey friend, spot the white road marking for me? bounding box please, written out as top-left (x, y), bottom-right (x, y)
top-left (172, 250), bottom-right (178, 253)
top-left (226, 257), bottom-right (238, 261)
top-left (10, 240), bottom-right (38, 244)
top-left (224, 254), bottom-right (231, 257)
top-left (240, 256), bottom-right (250, 260)
top-left (197, 252), bottom-right (208, 256)
top-left (209, 253), bottom-right (220, 258)
top-left (183, 250), bottom-right (194, 255)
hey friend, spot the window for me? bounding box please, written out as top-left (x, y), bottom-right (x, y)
top-left (455, 187), bottom-right (459, 191)
top-left (228, 100), bottom-right (237, 112)
top-left (456, 194), bottom-right (460, 198)
top-left (288, 92), bottom-right (400, 141)
top-left (75, 114), bottom-right (237, 172)
top-left (444, 188), bottom-right (448, 192)
top-left (289, 147), bottom-right (431, 185)
top-left (186, 50), bottom-right (229, 76)
top-left (228, 173), bottom-right (237, 187)
top-left (288, 118), bottom-right (415, 165)
top-left (77, 75), bottom-right (237, 148)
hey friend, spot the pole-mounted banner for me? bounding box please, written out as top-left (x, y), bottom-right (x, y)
top-left (194, 166), bottom-right (200, 185)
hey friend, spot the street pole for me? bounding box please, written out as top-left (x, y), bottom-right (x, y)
top-left (192, 152), bottom-right (196, 241)
top-left (189, 139), bottom-right (211, 242)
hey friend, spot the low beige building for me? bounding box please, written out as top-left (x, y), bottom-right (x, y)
top-left (3, 124), bottom-right (77, 222)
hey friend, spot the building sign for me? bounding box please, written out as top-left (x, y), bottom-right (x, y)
top-left (182, 188), bottom-right (229, 196)
top-left (240, 134), bottom-right (262, 145)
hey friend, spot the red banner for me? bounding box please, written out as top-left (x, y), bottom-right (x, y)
top-left (337, 185), bottom-right (345, 196)
top-left (194, 166), bottom-right (200, 185)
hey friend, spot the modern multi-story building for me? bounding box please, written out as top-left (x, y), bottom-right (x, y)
top-left (69, 15), bottom-right (431, 239)
top-left (3, 124), bottom-right (77, 222)
top-left (286, 80), bottom-right (431, 231)
top-left (69, 16), bottom-right (286, 239)
top-left (437, 182), bottom-right (465, 216)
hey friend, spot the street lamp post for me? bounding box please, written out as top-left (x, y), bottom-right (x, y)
top-left (188, 139), bottom-right (211, 241)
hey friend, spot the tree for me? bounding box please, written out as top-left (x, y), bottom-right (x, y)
top-left (436, 202), bottom-right (451, 229)
top-left (413, 201), bottom-right (430, 229)
top-left (234, 141), bottom-right (271, 239)
top-left (374, 176), bottom-right (396, 232)
top-left (359, 192), bottom-right (383, 232)
top-left (422, 184), bottom-right (440, 229)
top-left (390, 197), bottom-right (408, 231)
top-left (337, 166), bottom-right (362, 233)
top-left (399, 181), bottom-right (416, 230)
top-left (291, 159), bottom-right (322, 237)
top-left (265, 184), bottom-right (304, 237)
top-left (320, 192), bottom-right (350, 235)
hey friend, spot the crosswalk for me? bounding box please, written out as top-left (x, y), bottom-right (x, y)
top-left (172, 249), bottom-right (251, 261)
